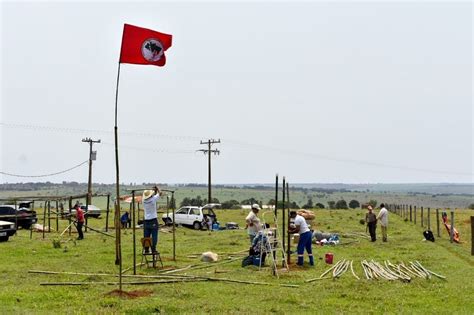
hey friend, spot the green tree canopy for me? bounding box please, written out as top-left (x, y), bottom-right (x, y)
top-left (335, 200), bottom-right (348, 209)
top-left (349, 199), bottom-right (360, 209)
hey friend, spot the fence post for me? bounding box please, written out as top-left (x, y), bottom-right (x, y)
top-left (471, 216), bottom-right (473, 255)
top-left (421, 206), bottom-right (424, 227)
top-left (436, 208), bottom-right (440, 237)
top-left (427, 207), bottom-right (431, 230)
top-left (105, 193), bottom-right (110, 232)
top-left (450, 210), bottom-right (454, 243)
top-left (410, 205), bottom-right (412, 222)
top-left (414, 206), bottom-right (417, 225)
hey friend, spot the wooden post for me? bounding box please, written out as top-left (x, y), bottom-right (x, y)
top-left (48, 201), bottom-right (51, 233)
top-left (68, 197), bottom-right (72, 236)
top-left (450, 211), bottom-right (454, 243)
top-left (410, 205), bottom-right (412, 222)
top-left (105, 194), bottom-right (110, 232)
top-left (85, 201), bottom-right (89, 233)
top-left (273, 174), bottom-right (278, 263)
top-left (14, 200), bottom-right (18, 235)
top-left (471, 216), bottom-right (474, 255)
top-left (286, 182), bottom-right (291, 265)
top-left (30, 201), bottom-right (34, 239)
top-left (274, 174), bottom-right (278, 218)
top-left (282, 176), bottom-right (286, 266)
top-left (414, 206), bottom-right (417, 225)
top-left (427, 207), bottom-right (431, 230)
top-left (55, 200), bottom-right (59, 232)
top-left (132, 190), bottom-right (137, 275)
top-left (42, 203), bottom-right (46, 239)
top-left (172, 192), bottom-right (176, 261)
top-left (436, 208), bottom-right (440, 237)
top-left (421, 206), bottom-right (424, 227)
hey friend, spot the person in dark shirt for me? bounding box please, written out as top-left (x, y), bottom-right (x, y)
top-left (366, 206), bottom-right (377, 242)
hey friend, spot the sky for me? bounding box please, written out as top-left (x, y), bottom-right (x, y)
top-left (0, 0), bottom-right (472, 185)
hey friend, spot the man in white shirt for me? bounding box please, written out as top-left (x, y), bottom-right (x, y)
top-left (142, 186), bottom-right (161, 253)
top-left (245, 204), bottom-right (261, 245)
top-left (289, 211), bottom-right (314, 266)
top-left (377, 203), bottom-right (389, 242)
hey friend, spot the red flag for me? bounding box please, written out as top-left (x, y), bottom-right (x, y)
top-left (119, 24), bottom-right (172, 67)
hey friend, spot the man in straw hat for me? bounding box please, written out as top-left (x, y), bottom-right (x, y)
top-left (142, 185), bottom-right (162, 253)
top-left (245, 203), bottom-right (262, 245)
top-left (366, 205), bottom-right (377, 242)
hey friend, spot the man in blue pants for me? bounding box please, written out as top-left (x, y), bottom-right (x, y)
top-left (289, 211), bottom-right (314, 266)
top-left (142, 186), bottom-right (161, 254)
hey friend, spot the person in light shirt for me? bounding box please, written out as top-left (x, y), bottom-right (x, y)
top-left (142, 186), bottom-right (161, 253)
top-left (289, 211), bottom-right (314, 266)
top-left (245, 204), bottom-right (262, 245)
top-left (377, 203), bottom-right (389, 242)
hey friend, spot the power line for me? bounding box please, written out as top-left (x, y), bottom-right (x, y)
top-left (220, 139), bottom-right (474, 177)
top-left (0, 160), bottom-right (88, 178)
top-left (0, 122), bottom-right (202, 142)
top-left (2, 121), bottom-right (472, 177)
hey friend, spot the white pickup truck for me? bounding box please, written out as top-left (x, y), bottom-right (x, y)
top-left (0, 220), bottom-right (16, 242)
top-left (162, 204), bottom-right (219, 230)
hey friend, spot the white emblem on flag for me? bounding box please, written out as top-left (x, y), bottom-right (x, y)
top-left (141, 39), bottom-right (164, 62)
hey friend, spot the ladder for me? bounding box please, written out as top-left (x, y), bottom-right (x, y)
top-left (257, 211), bottom-right (289, 277)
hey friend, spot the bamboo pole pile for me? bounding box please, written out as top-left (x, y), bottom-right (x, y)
top-left (306, 259), bottom-right (445, 283)
top-left (306, 259), bottom-right (360, 283)
top-left (360, 260), bottom-right (445, 281)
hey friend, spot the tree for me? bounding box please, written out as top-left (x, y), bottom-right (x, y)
top-left (368, 200), bottom-right (377, 208)
top-left (180, 197), bottom-right (192, 207)
top-left (289, 201), bottom-right (300, 209)
top-left (302, 198), bottom-right (314, 209)
top-left (335, 200), bottom-right (348, 209)
top-left (241, 198), bottom-right (259, 205)
top-left (203, 197), bottom-right (220, 204)
top-left (328, 201), bottom-right (336, 209)
top-left (221, 199), bottom-right (240, 209)
top-left (469, 203), bottom-right (474, 210)
top-left (315, 203), bottom-right (325, 209)
top-left (349, 199), bottom-right (360, 209)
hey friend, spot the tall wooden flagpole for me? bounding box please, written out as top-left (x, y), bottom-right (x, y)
top-left (114, 60), bottom-right (123, 291)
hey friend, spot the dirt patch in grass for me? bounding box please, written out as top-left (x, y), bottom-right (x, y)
top-left (105, 289), bottom-right (153, 299)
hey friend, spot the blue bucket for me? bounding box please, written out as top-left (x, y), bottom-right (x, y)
top-left (252, 256), bottom-right (261, 266)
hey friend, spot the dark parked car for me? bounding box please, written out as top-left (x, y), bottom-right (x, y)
top-left (0, 205), bottom-right (38, 229)
top-left (0, 220), bottom-right (16, 241)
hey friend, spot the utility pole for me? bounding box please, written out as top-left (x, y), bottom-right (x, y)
top-left (198, 139), bottom-right (220, 204)
top-left (82, 137), bottom-right (101, 205)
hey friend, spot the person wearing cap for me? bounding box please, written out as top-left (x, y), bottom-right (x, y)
top-left (245, 204), bottom-right (262, 245)
top-left (289, 210), bottom-right (314, 266)
top-left (365, 205), bottom-right (377, 242)
top-left (75, 204), bottom-right (85, 240)
top-left (377, 203), bottom-right (389, 242)
top-left (142, 185), bottom-right (161, 253)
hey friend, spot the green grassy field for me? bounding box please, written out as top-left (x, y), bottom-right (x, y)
top-left (0, 208), bottom-right (473, 314)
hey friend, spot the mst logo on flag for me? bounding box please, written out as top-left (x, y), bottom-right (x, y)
top-left (120, 24), bottom-right (172, 67)
top-left (141, 39), bottom-right (164, 62)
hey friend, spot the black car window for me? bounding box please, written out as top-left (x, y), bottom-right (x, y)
top-left (0, 206), bottom-right (15, 215)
